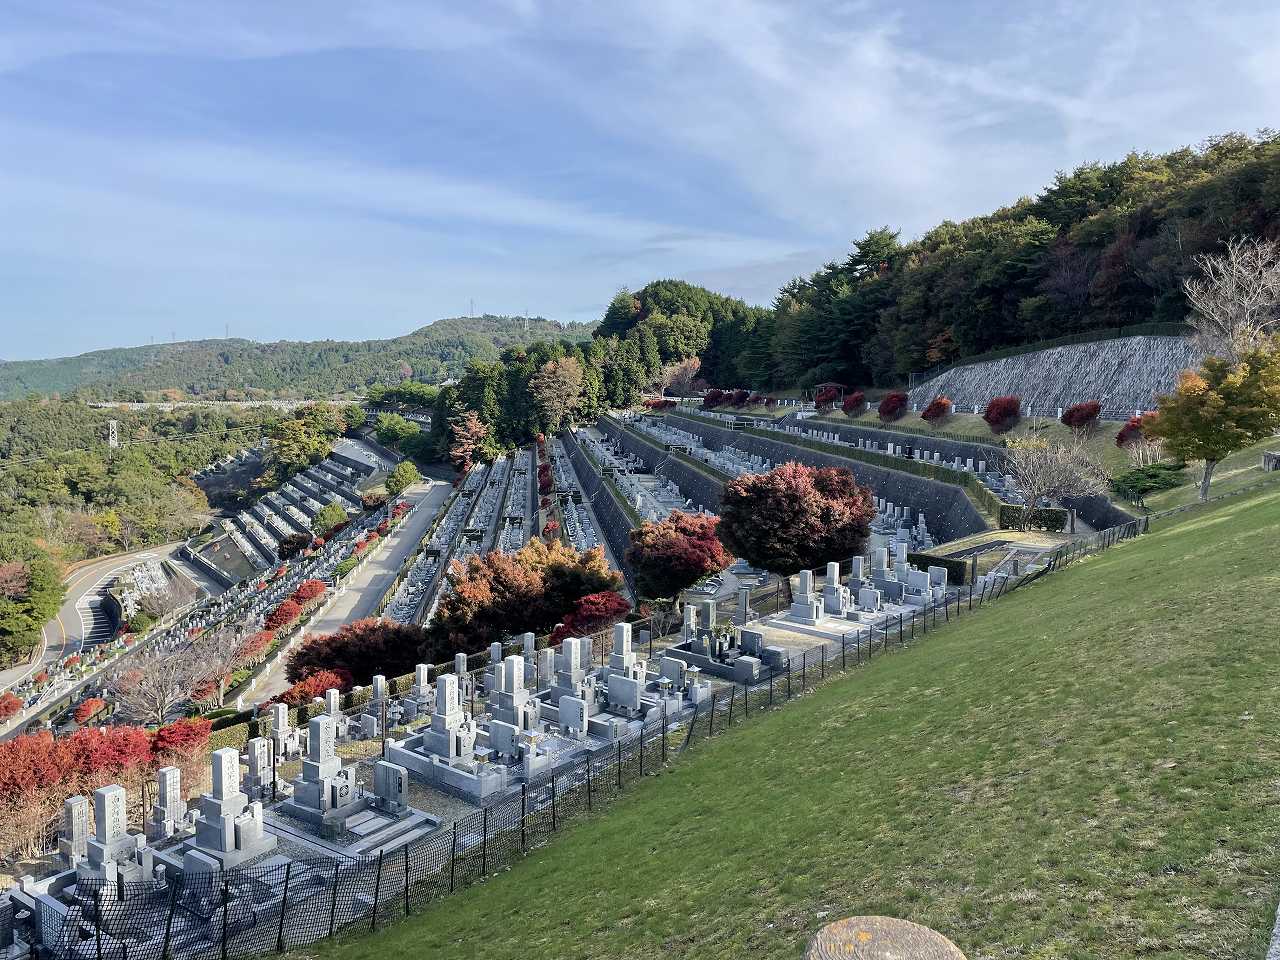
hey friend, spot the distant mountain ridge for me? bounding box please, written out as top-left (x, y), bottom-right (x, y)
top-left (0, 315), bottom-right (593, 399)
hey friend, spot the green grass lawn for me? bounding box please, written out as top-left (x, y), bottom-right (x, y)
top-left (1141, 438), bottom-right (1280, 512)
top-left (311, 486), bottom-right (1280, 960)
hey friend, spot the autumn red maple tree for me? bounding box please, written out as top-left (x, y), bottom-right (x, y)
top-left (626, 510), bottom-right (731, 602)
top-left (717, 462), bottom-right (875, 573)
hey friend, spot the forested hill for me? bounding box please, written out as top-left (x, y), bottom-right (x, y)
top-left (0, 315), bottom-right (592, 400)
top-left (606, 132), bottom-right (1280, 390)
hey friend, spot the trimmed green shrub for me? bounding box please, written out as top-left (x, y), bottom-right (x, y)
top-left (997, 504), bottom-right (1068, 531)
top-left (1111, 462), bottom-right (1186, 500)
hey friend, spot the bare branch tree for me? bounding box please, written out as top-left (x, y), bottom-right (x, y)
top-left (1005, 432), bottom-right (1111, 531)
top-left (107, 628), bottom-right (239, 726)
top-left (137, 579), bottom-right (198, 621)
top-left (1183, 236), bottom-right (1280, 363)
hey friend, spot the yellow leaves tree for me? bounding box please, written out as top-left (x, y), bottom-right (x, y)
top-left (1148, 345), bottom-right (1280, 500)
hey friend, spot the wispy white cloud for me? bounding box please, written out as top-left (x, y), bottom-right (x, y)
top-left (0, 0), bottom-right (1278, 359)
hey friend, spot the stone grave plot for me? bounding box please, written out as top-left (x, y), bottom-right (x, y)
top-left (385, 624), bottom-right (710, 808)
top-left (269, 714), bottom-right (437, 855)
top-left (580, 429), bottom-right (698, 521)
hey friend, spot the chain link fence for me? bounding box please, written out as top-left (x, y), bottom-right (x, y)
top-left (21, 514), bottom-right (1149, 960)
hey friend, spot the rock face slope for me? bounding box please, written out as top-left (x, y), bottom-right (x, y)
top-left (908, 336), bottom-right (1203, 418)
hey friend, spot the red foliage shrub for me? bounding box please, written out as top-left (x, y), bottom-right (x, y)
top-left (626, 511), bottom-right (732, 601)
top-left (264, 599), bottom-right (303, 631)
top-left (376, 520), bottom-right (390, 536)
top-left (643, 397), bottom-right (676, 410)
top-left (73, 698), bottom-right (107, 725)
top-left (1115, 414), bottom-right (1151, 447)
top-left (551, 590), bottom-right (631, 641)
top-left (878, 392), bottom-right (909, 422)
top-left (983, 395), bottom-right (1021, 433)
top-left (702, 389), bottom-right (727, 409)
top-left (764, 396), bottom-right (778, 408)
top-left (920, 395), bottom-right (953, 425)
top-left (64, 655), bottom-right (81, 669)
top-left (0, 691), bottom-right (22, 721)
top-left (151, 718), bottom-right (212, 758)
top-left (276, 669), bottom-right (353, 706)
top-left (542, 520), bottom-right (560, 538)
top-left (291, 580), bottom-right (327, 603)
top-left (313, 537), bottom-right (326, 548)
top-left (33, 671), bottom-right (48, 686)
top-left (60, 726), bottom-right (153, 779)
top-left (1061, 401), bottom-right (1102, 430)
top-left (273, 565), bottom-right (288, 580)
top-left (842, 391), bottom-right (866, 415)
top-left (286, 619), bottom-right (427, 686)
top-left (235, 630), bottom-right (275, 666)
top-left (0, 732), bottom-right (66, 802)
top-left (814, 386), bottom-right (840, 408)
top-left (540, 496), bottom-right (551, 509)
top-left (730, 389), bottom-right (751, 407)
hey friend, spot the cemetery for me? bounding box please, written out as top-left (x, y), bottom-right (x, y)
top-left (188, 437), bottom-right (398, 588)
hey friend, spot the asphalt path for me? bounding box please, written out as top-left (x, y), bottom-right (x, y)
top-left (0, 542), bottom-right (226, 698)
top-left (253, 480), bottom-right (451, 703)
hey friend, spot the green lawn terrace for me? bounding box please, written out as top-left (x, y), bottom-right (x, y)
top-left (664, 396), bottom-right (1280, 525)
top-left (307, 482), bottom-right (1280, 960)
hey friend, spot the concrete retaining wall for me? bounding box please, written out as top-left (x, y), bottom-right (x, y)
top-left (780, 414), bottom-right (1008, 472)
top-left (599, 417), bottom-right (725, 513)
top-left (664, 414), bottom-right (988, 544)
top-left (908, 335), bottom-right (1202, 417)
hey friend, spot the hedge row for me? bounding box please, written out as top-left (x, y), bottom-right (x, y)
top-left (906, 552), bottom-right (970, 586)
top-left (996, 504), bottom-right (1069, 532)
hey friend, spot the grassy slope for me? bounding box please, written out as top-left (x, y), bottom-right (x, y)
top-left (316, 487), bottom-right (1280, 960)
top-left (1142, 438), bottom-right (1280, 512)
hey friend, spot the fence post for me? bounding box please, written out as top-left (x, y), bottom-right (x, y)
top-left (587, 758), bottom-right (594, 808)
top-left (520, 784), bottom-right (527, 851)
top-left (551, 774), bottom-right (558, 831)
top-left (841, 635), bottom-right (847, 670)
top-left (898, 615), bottom-right (903, 645)
top-left (684, 703), bottom-right (699, 748)
top-left (481, 807), bottom-right (489, 875)
top-left (276, 861), bottom-right (293, 952)
top-left (728, 686), bottom-right (735, 727)
top-left (328, 863), bottom-right (340, 938)
top-left (95, 890), bottom-right (104, 960)
top-left (801, 655), bottom-right (806, 691)
top-left (449, 822), bottom-right (458, 893)
top-left (639, 732), bottom-right (645, 776)
top-left (968, 584), bottom-right (973, 611)
top-left (403, 843), bottom-right (411, 917)
top-left (221, 871), bottom-right (229, 960)
top-left (616, 741), bottom-right (623, 789)
top-left (662, 713), bottom-right (668, 762)
top-left (370, 850), bottom-right (384, 932)
top-left (821, 646), bottom-right (826, 679)
top-left (161, 878), bottom-right (179, 960)
top-left (768, 668), bottom-right (774, 705)
top-left (786, 660), bottom-right (792, 699)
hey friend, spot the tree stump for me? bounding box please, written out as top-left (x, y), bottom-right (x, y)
top-left (805, 916), bottom-right (966, 959)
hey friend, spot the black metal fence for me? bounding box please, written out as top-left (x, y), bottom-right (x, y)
top-left (25, 517), bottom-right (1149, 960)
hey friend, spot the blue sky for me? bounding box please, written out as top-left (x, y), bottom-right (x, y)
top-left (2, 1), bottom-right (1278, 360)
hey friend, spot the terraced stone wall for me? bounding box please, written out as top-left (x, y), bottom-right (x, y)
top-left (908, 335), bottom-right (1202, 418)
top-left (665, 414), bottom-right (987, 544)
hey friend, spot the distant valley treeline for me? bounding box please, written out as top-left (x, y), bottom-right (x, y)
top-left (0, 316), bottom-right (591, 401)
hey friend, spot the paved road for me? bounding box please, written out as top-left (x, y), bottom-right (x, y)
top-left (254, 480), bottom-right (452, 702)
top-left (0, 543), bottom-right (227, 697)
